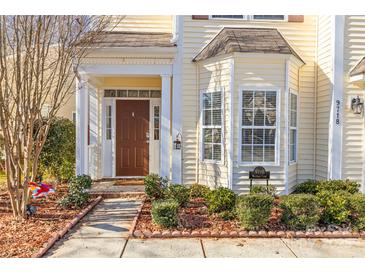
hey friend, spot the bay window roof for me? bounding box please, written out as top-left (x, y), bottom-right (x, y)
top-left (350, 57), bottom-right (365, 76)
top-left (193, 27), bottom-right (304, 63)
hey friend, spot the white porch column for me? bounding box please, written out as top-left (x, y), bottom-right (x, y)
top-left (160, 74), bottom-right (172, 179)
top-left (76, 77), bottom-right (89, 176)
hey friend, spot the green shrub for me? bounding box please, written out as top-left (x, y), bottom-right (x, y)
top-left (292, 180), bottom-right (318, 194)
top-left (317, 190), bottom-right (351, 225)
top-left (151, 199), bottom-right (179, 228)
top-left (236, 194), bottom-right (274, 230)
top-left (189, 184), bottom-right (211, 199)
top-left (60, 175), bottom-right (92, 208)
top-left (348, 194), bottom-right (365, 230)
top-left (144, 174), bottom-right (167, 200)
top-left (218, 210), bottom-right (236, 221)
top-left (250, 185), bottom-right (277, 196)
top-left (165, 184), bottom-right (190, 206)
top-left (280, 194), bottom-right (321, 230)
top-left (39, 118), bottom-right (76, 181)
top-left (316, 180), bottom-right (360, 194)
top-left (206, 187), bottom-right (236, 213)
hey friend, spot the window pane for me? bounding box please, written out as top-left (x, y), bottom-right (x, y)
top-left (204, 144), bottom-right (212, 160)
top-left (265, 109), bottom-right (276, 126)
top-left (264, 146), bottom-right (275, 162)
top-left (242, 129), bottom-right (252, 144)
top-left (291, 94), bottom-right (297, 110)
top-left (242, 109), bottom-right (253, 126)
top-left (139, 90), bottom-right (150, 98)
top-left (127, 90), bottom-right (138, 97)
top-left (253, 146), bottom-right (263, 162)
top-left (212, 128), bottom-right (221, 143)
top-left (290, 129), bottom-right (296, 145)
top-left (212, 92), bottom-right (222, 108)
top-left (290, 110), bottom-right (297, 127)
top-left (253, 129), bottom-right (264, 144)
top-left (203, 93), bottom-right (212, 109)
top-left (150, 90), bottom-right (161, 98)
top-left (213, 144), bottom-right (221, 161)
top-left (266, 91), bottom-right (276, 108)
top-left (254, 109), bottom-right (265, 126)
top-left (242, 145), bottom-right (252, 162)
top-left (106, 129), bottom-right (111, 140)
top-left (254, 91), bottom-right (265, 107)
top-left (117, 90), bottom-right (127, 97)
top-left (212, 109), bottom-right (221, 125)
top-left (264, 129), bottom-right (276, 144)
top-left (154, 118), bottom-right (160, 129)
top-left (154, 129), bottom-right (160, 140)
top-left (203, 110), bottom-right (212, 125)
top-left (253, 15), bottom-right (285, 20)
top-left (243, 91), bottom-right (253, 108)
top-left (154, 106), bottom-right (160, 117)
top-left (107, 105), bottom-right (112, 116)
top-left (212, 15), bottom-right (244, 19)
top-left (203, 129), bottom-right (212, 143)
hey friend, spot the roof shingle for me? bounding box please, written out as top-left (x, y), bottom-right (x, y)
top-left (93, 31), bottom-right (176, 48)
top-left (193, 27), bottom-right (304, 63)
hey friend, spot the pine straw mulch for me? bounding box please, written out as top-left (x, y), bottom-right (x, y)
top-left (135, 197), bottom-right (285, 234)
top-left (0, 183), bottom-right (95, 258)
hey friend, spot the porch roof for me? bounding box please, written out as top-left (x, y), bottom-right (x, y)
top-left (192, 27), bottom-right (304, 63)
top-left (350, 57), bottom-right (365, 76)
top-left (92, 31), bottom-right (176, 48)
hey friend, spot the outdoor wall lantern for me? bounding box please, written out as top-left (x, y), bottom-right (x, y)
top-left (351, 96), bottom-right (364, 115)
top-left (173, 132), bottom-right (182, 150)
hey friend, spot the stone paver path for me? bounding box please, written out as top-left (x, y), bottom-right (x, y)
top-left (45, 198), bottom-right (141, 258)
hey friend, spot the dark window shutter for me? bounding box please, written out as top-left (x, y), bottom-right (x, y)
top-left (192, 15), bottom-right (209, 20)
top-left (288, 15), bottom-right (304, 22)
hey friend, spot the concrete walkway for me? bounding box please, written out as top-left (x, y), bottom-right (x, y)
top-left (45, 198), bottom-right (141, 258)
top-left (45, 197), bottom-right (365, 258)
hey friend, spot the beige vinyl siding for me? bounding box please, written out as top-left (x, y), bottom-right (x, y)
top-left (315, 16), bottom-right (333, 180)
top-left (111, 16), bottom-right (173, 33)
top-left (181, 16), bottom-right (318, 189)
top-left (342, 16), bottom-right (365, 184)
top-left (198, 57), bottom-right (231, 188)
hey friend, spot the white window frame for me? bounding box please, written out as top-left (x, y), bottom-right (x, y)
top-left (200, 88), bottom-right (225, 164)
top-left (209, 15), bottom-right (287, 21)
top-left (238, 86), bottom-right (281, 166)
top-left (289, 90), bottom-right (298, 165)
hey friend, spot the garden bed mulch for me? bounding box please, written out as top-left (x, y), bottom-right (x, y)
top-left (131, 198), bottom-right (365, 239)
top-left (0, 183), bottom-right (101, 258)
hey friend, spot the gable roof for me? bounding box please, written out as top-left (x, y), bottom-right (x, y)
top-left (93, 31), bottom-right (176, 48)
top-left (350, 57), bottom-right (365, 76)
top-left (193, 27), bottom-right (304, 63)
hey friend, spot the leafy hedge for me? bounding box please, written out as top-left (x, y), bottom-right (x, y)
top-left (39, 118), bottom-right (76, 181)
top-left (189, 184), bottom-right (211, 199)
top-left (151, 199), bottom-right (179, 228)
top-left (236, 194), bottom-right (274, 230)
top-left (165, 184), bottom-right (190, 206)
top-left (250, 185), bottom-right (277, 196)
top-left (348, 194), bottom-right (365, 230)
top-left (206, 187), bottom-right (236, 213)
top-left (280, 194), bottom-right (321, 230)
top-left (144, 174), bottom-right (168, 200)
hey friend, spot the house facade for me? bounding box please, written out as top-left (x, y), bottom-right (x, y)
top-left (66, 15), bottom-right (365, 194)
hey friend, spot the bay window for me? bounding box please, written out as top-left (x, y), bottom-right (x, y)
top-left (289, 91), bottom-right (298, 163)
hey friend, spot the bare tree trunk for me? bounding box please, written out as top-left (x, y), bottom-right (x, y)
top-left (0, 15), bottom-right (117, 219)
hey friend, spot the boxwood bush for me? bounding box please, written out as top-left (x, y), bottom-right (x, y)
top-left (348, 193), bottom-right (365, 230)
top-left (151, 199), bottom-right (179, 228)
top-left (280, 194), bottom-right (321, 230)
top-left (316, 180), bottom-right (360, 194)
top-left (189, 184), bottom-right (211, 199)
top-left (317, 190), bottom-right (351, 225)
top-left (250, 185), bottom-right (277, 196)
top-left (292, 180), bottom-right (318, 195)
top-left (236, 194), bottom-right (274, 230)
top-left (165, 184), bottom-right (190, 206)
top-left (144, 173), bottom-right (168, 200)
top-left (60, 175), bottom-right (92, 208)
top-left (206, 187), bottom-right (236, 213)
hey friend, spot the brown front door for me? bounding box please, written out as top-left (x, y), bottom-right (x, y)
top-left (116, 100), bottom-right (149, 176)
